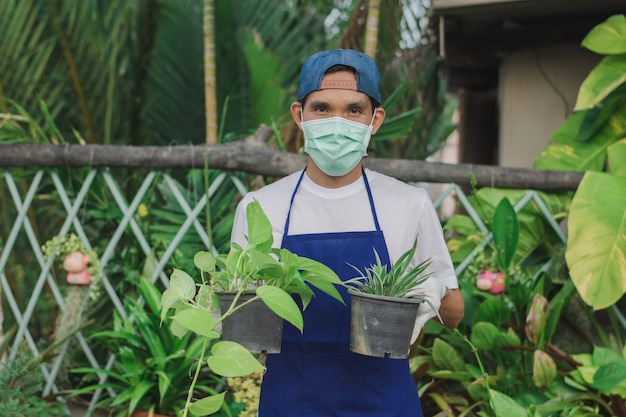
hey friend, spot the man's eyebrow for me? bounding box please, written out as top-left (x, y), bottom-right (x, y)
top-left (307, 99), bottom-right (329, 108)
top-left (307, 99), bottom-right (370, 110)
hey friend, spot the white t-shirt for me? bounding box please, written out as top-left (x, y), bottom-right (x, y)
top-left (231, 168), bottom-right (458, 289)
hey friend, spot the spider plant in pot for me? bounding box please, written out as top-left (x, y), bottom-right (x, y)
top-left (160, 199), bottom-right (344, 416)
top-left (344, 239), bottom-right (438, 359)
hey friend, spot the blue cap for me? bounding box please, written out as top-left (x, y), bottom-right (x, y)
top-left (297, 49), bottom-right (381, 105)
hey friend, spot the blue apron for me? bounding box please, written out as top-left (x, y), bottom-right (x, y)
top-left (258, 169), bottom-right (423, 417)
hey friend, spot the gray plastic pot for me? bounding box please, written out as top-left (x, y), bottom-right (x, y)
top-left (348, 288), bottom-right (422, 359)
top-left (217, 291), bottom-right (283, 353)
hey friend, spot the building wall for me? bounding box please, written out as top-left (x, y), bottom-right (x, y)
top-left (498, 43), bottom-right (600, 168)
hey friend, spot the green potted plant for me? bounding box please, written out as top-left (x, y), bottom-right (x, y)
top-left (69, 277), bottom-right (222, 417)
top-left (344, 239), bottom-right (438, 358)
top-left (166, 199), bottom-right (344, 353)
top-left (159, 199), bottom-right (344, 416)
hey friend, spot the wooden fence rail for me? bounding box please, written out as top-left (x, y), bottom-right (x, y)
top-left (0, 125), bottom-right (584, 191)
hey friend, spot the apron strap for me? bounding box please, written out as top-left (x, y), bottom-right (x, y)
top-left (361, 167), bottom-right (382, 232)
top-left (282, 168), bottom-right (308, 239)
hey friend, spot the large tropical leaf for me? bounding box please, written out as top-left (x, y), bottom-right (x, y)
top-left (0, 1), bottom-right (62, 123)
top-left (0, 0), bottom-right (150, 144)
top-left (576, 15), bottom-right (626, 110)
top-left (581, 14), bottom-right (626, 55)
top-left (575, 55), bottom-right (626, 111)
top-left (566, 171), bottom-right (626, 310)
top-left (533, 107), bottom-right (626, 172)
top-left (566, 141), bottom-right (626, 310)
top-left (139, 0), bottom-right (205, 146)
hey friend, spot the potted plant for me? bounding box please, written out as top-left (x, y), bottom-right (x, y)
top-left (69, 277), bottom-right (222, 417)
top-left (166, 199), bottom-right (344, 353)
top-left (159, 199), bottom-right (344, 416)
top-left (344, 239), bottom-right (438, 359)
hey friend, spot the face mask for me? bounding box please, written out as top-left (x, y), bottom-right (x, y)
top-left (301, 113), bottom-right (375, 177)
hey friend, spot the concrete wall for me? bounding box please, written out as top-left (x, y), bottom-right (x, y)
top-left (498, 43), bottom-right (601, 168)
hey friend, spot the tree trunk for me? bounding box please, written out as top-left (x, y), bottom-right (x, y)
top-left (203, 0), bottom-right (217, 145)
top-left (364, 0), bottom-right (380, 58)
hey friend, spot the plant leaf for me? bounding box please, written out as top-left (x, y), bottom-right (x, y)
top-left (533, 109), bottom-right (625, 172)
top-left (591, 362), bottom-right (626, 391)
top-left (492, 197), bottom-right (519, 271)
top-left (490, 389), bottom-right (531, 417)
top-left (188, 392), bottom-right (226, 416)
top-left (566, 171), bottom-right (626, 310)
top-left (608, 138), bottom-right (626, 177)
top-left (172, 308), bottom-right (220, 338)
top-left (256, 285), bottom-right (303, 332)
top-left (582, 15), bottom-right (626, 55)
top-left (432, 338), bottom-right (466, 372)
top-left (206, 341), bottom-right (265, 377)
top-left (245, 200), bottom-right (274, 251)
top-left (575, 55), bottom-right (626, 111)
top-left (533, 349), bottom-right (557, 388)
top-left (470, 322), bottom-right (502, 351)
top-left (194, 251), bottom-right (216, 273)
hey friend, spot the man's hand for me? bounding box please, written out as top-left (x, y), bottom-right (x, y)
top-left (406, 277), bottom-right (448, 344)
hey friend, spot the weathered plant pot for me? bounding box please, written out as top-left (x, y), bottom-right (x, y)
top-left (217, 291), bottom-right (283, 353)
top-left (348, 288), bottom-right (422, 359)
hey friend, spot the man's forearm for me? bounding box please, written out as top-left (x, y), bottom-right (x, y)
top-left (436, 288), bottom-right (464, 329)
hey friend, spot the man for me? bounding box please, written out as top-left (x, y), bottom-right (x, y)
top-left (231, 49), bottom-right (464, 417)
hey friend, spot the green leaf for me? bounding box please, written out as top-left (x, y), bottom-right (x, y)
top-left (295, 256), bottom-right (344, 304)
top-left (194, 251), bottom-right (216, 273)
top-left (188, 392), bottom-right (226, 416)
top-left (206, 341), bottom-right (265, 377)
top-left (533, 110), bottom-right (624, 172)
top-left (137, 277), bottom-right (162, 319)
top-left (256, 285), bottom-right (304, 332)
top-left (576, 84), bottom-right (626, 142)
top-left (582, 15), bottom-right (626, 55)
top-left (240, 30), bottom-right (289, 128)
top-left (161, 269), bottom-right (197, 322)
top-left (243, 200), bottom-right (273, 253)
top-left (470, 322), bottom-right (502, 351)
top-left (608, 138), bottom-right (626, 177)
top-left (591, 362), bottom-right (626, 391)
top-left (172, 308), bottom-right (220, 338)
top-left (575, 55), bottom-right (626, 111)
top-left (533, 349), bottom-right (557, 388)
top-left (432, 338), bottom-right (466, 372)
top-left (490, 389), bottom-right (531, 417)
top-left (592, 346), bottom-right (624, 366)
top-left (566, 171), bottom-right (626, 310)
top-left (543, 279), bottom-right (577, 345)
top-left (492, 197), bottom-right (519, 271)
top-left (373, 108), bottom-right (422, 141)
top-left (169, 269), bottom-right (197, 300)
top-left (473, 298), bottom-right (511, 328)
top-left (443, 214), bottom-right (480, 237)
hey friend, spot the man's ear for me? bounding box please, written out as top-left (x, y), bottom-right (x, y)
top-left (290, 101), bottom-right (303, 127)
top-left (371, 107), bottom-right (386, 135)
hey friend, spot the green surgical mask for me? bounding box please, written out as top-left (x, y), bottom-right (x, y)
top-left (301, 114), bottom-right (374, 177)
